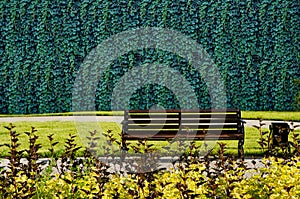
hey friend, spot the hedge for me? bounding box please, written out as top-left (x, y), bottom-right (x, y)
top-left (0, 0), bottom-right (299, 113)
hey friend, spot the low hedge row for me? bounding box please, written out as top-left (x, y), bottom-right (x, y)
top-left (1, 157), bottom-right (298, 199)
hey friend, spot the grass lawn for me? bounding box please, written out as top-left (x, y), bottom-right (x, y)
top-left (242, 111), bottom-right (300, 121)
top-left (0, 121), bottom-right (122, 158)
top-left (0, 111), bottom-right (123, 117)
top-left (0, 120), bottom-right (299, 158)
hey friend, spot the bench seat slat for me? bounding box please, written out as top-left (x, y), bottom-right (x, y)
top-left (127, 119), bottom-right (179, 124)
top-left (128, 124), bottom-right (239, 129)
top-left (123, 133), bottom-right (243, 140)
top-left (180, 124), bottom-right (239, 129)
top-left (181, 118), bottom-right (240, 123)
top-left (128, 124), bottom-right (180, 129)
top-left (183, 114), bottom-right (239, 119)
top-left (129, 114), bottom-right (179, 119)
top-left (128, 113), bottom-right (238, 119)
top-left (127, 118), bottom-right (240, 124)
top-left (128, 109), bottom-right (239, 113)
top-left (125, 129), bottom-right (239, 135)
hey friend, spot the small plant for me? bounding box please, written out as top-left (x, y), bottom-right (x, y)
top-left (47, 134), bottom-right (59, 159)
top-left (289, 121), bottom-right (300, 156)
top-left (24, 127), bottom-right (42, 180)
top-left (0, 124), bottom-right (40, 198)
top-left (252, 119), bottom-right (271, 154)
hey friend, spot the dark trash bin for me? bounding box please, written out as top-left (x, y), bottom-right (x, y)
top-left (269, 122), bottom-right (290, 148)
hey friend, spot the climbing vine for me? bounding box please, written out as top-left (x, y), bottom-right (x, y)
top-left (0, 0), bottom-right (299, 113)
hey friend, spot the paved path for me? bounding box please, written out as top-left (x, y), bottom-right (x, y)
top-left (0, 116), bottom-right (299, 128)
top-left (0, 156), bottom-right (265, 176)
top-left (242, 119), bottom-right (300, 128)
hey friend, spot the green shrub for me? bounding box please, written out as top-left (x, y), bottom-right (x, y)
top-left (31, 157), bottom-right (300, 199)
top-left (231, 158), bottom-right (300, 198)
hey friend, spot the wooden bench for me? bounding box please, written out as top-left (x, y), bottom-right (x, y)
top-left (121, 109), bottom-right (245, 158)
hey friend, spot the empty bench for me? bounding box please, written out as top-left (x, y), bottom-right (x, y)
top-left (121, 109), bottom-right (245, 158)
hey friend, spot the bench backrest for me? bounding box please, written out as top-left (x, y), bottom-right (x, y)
top-left (122, 109), bottom-right (244, 140)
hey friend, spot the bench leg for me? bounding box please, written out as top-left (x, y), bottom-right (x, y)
top-left (120, 136), bottom-right (128, 170)
top-left (238, 139), bottom-right (244, 160)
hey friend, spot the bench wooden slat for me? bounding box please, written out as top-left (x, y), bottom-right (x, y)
top-left (128, 124), bottom-right (180, 129)
top-left (128, 118), bottom-right (240, 124)
top-left (129, 114), bottom-right (179, 119)
top-left (180, 124), bottom-right (239, 128)
top-left (128, 109), bottom-right (239, 113)
top-left (181, 118), bottom-right (240, 123)
top-left (129, 113), bottom-right (238, 118)
top-left (127, 124), bottom-right (239, 129)
top-left (123, 133), bottom-right (243, 140)
top-left (126, 129), bottom-right (239, 135)
top-left (184, 114), bottom-right (239, 119)
top-left (127, 119), bottom-right (179, 124)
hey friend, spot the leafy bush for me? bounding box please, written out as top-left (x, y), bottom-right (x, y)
top-left (231, 158), bottom-right (300, 198)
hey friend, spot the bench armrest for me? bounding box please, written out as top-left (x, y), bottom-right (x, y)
top-left (240, 119), bottom-right (246, 124)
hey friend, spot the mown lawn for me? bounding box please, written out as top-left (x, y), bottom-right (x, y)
top-left (0, 121), bottom-right (122, 157)
top-left (242, 111), bottom-right (300, 121)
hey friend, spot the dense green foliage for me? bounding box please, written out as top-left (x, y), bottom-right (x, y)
top-left (0, 0), bottom-right (299, 113)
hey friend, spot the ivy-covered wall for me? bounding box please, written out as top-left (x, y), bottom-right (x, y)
top-left (0, 0), bottom-right (299, 113)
